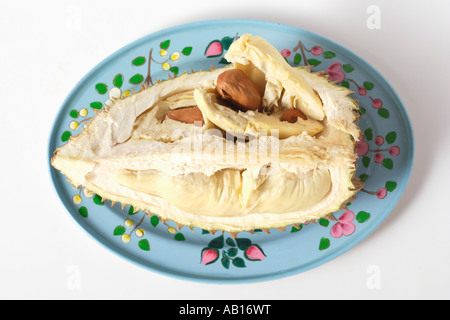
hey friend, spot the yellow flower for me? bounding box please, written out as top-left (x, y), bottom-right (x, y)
top-left (135, 229), bottom-right (145, 238)
top-left (83, 188), bottom-right (93, 198)
top-left (72, 195), bottom-right (82, 205)
top-left (125, 219), bottom-right (133, 228)
top-left (104, 99), bottom-right (113, 108)
top-left (162, 62), bottom-right (171, 71)
top-left (69, 121), bottom-right (79, 130)
top-left (79, 108), bottom-right (88, 117)
top-left (170, 51), bottom-right (180, 61)
top-left (168, 227), bottom-right (176, 234)
top-left (109, 87), bottom-right (121, 100)
top-left (121, 234), bottom-right (131, 243)
top-left (160, 49), bottom-right (168, 57)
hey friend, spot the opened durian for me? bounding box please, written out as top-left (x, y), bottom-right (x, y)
top-left (51, 34), bottom-right (363, 234)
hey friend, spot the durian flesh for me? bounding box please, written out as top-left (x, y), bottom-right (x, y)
top-left (51, 34), bottom-right (363, 233)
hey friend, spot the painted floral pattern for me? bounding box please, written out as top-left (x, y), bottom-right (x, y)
top-left (58, 33), bottom-right (405, 271)
top-left (200, 234), bottom-right (266, 269)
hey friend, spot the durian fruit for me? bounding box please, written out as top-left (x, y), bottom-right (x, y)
top-left (51, 34), bottom-right (363, 234)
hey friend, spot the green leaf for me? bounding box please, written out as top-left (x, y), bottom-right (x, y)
top-left (182, 46), bottom-right (193, 56)
top-left (208, 235), bottom-right (224, 249)
top-left (291, 225), bottom-right (302, 233)
top-left (128, 206), bottom-right (138, 215)
top-left (294, 53), bottom-right (302, 65)
top-left (363, 81), bottom-right (375, 90)
top-left (129, 74), bottom-right (144, 85)
top-left (174, 233), bottom-right (185, 241)
top-left (359, 106), bottom-right (366, 115)
top-left (227, 248), bottom-right (238, 257)
top-left (90, 101), bottom-right (103, 109)
top-left (221, 36), bottom-right (234, 50)
top-left (364, 128), bottom-right (373, 141)
top-left (160, 39), bottom-right (170, 50)
top-left (150, 215), bottom-right (159, 227)
top-left (319, 237), bottom-right (330, 251)
top-left (219, 57), bottom-right (231, 64)
top-left (356, 211), bottom-right (370, 223)
top-left (113, 226), bottom-right (126, 236)
top-left (362, 156), bottom-right (370, 168)
top-left (319, 218), bottom-right (329, 227)
top-left (382, 158), bottom-right (394, 170)
top-left (69, 109), bottom-right (78, 118)
top-left (202, 229), bottom-right (210, 234)
top-left (307, 59), bottom-right (322, 66)
top-left (236, 238), bottom-right (252, 251)
top-left (132, 56), bottom-right (146, 66)
top-left (95, 83), bottom-right (108, 94)
top-left (378, 108), bottom-right (389, 118)
top-left (113, 74), bottom-right (123, 88)
top-left (93, 194), bottom-right (104, 205)
top-left (78, 206), bottom-right (88, 218)
top-left (232, 257), bottom-right (246, 268)
top-left (61, 131), bottom-right (71, 142)
top-left (343, 64), bottom-right (355, 73)
top-left (385, 131), bottom-right (397, 144)
top-left (226, 237), bottom-right (236, 247)
top-left (385, 181), bottom-right (397, 192)
top-left (221, 257), bottom-right (230, 269)
top-left (323, 51), bottom-right (336, 59)
top-left (138, 239), bottom-right (150, 251)
top-left (341, 80), bottom-right (350, 88)
top-left (169, 66), bottom-right (179, 75)
top-left (359, 173), bottom-right (369, 182)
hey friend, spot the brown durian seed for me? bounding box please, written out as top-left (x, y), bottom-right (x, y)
top-left (281, 109), bottom-right (307, 123)
top-left (216, 69), bottom-right (262, 111)
top-left (163, 107), bottom-right (205, 126)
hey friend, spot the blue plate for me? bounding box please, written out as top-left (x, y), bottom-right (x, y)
top-left (48, 19), bottom-right (414, 283)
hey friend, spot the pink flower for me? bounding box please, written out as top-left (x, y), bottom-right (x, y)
top-left (331, 211), bottom-right (356, 238)
top-left (372, 98), bottom-right (383, 109)
top-left (374, 152), bottom-right (384, 163)
top-left (377, 188), bottom-right (387, 199)
top-left (201, 248), bottom-right (218, 265)
top-left (326, 62), bottom-right (345, 83)
top-left (389, 146), bottom-right (400, 156)
top-left (205, 41), bottom-right (223, 57)
top-left (245, 245), bottom-right (266, 261)
top-left (375, 136), bottom-right (384, 146)
top-left (280, 49), bottom-right (291, 58)
top-left (356, 136), bottom-right (369, 156)
top-left (311, 46), bottom-right (323, 56)
top-left (358, 87), bottom-right (367, 96)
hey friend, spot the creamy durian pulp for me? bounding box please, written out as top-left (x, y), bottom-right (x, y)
top-left (51, 34), bottom-right (362, 233)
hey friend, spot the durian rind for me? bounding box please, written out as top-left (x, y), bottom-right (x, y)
top-left (51, 34), bottom-right (363, 234)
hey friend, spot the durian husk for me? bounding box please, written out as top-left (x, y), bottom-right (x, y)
top-left (52, 32), bottom-right (364, 236)
top-left (51, 66), bottom-right (364, 237)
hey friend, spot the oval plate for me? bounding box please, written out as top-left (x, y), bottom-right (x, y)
top-left (48, 19), bottom-right (414, 283)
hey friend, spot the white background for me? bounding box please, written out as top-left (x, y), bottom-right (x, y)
top-left (1, 0), bottom-right (449, 300)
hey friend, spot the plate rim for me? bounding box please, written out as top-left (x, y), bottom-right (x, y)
top-left (47, 18), bottom-right (415, 283)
